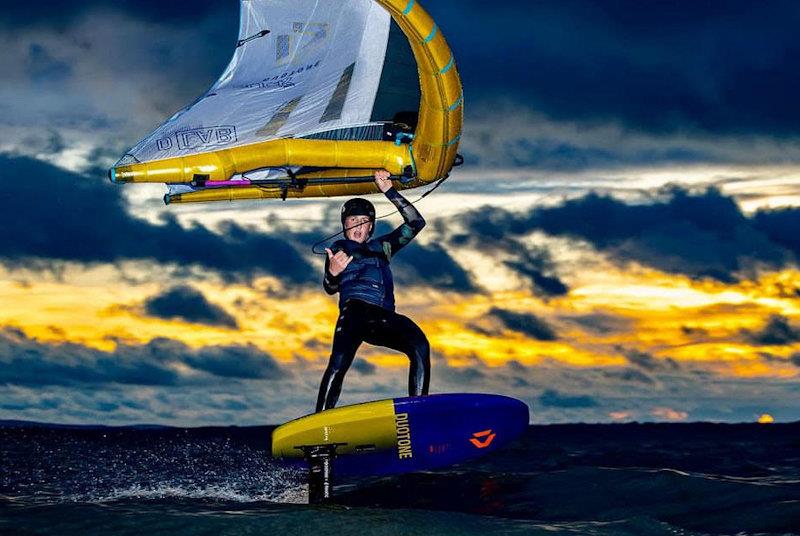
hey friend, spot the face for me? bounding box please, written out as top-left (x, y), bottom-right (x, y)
top-left (344, 215), bottom-right (373, 243)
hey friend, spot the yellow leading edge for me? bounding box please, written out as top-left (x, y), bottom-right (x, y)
top-left (272, 399), bottom-right (397, 458)
top-left (111, 0), bottom-right (463, 204)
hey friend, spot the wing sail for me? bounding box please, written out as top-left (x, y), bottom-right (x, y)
top-left (110, 0), bottom-right (463, 204)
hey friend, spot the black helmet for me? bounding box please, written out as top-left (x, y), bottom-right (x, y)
top-left (341, 198), bottom-right (375, 223)
top-left (341, 198), bottom-right (376, 237)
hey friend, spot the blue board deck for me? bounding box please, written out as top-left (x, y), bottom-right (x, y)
top-left (272, 393), bottom-right (529, 477)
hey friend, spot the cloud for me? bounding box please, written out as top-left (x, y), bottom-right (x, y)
top-left (539, 389), bottom-right (597, 408)
top-left (623, 349), bottom-right (680, 371)
top-left (351, 359), bottom-right (377, 376)
top-left (456, 187), bottom-right (795, 282)
top-left (429, 352), bottom-right (488, 388)
top-left (753, 207), bottom-right (800, 258)
top-left (467, 322), bottom-right (496, 337)
top-left (561, 312), bottom-right (632, 335)
top-left (487, 307), bottom-right (558, 341)
top-left (431, 0), bottom-right (800, 138)
top-left (143, 285), bottom-right (238, 328)
top-left (602, 368), bottom-right (655, 385)
top-left (502, 245), bottom-right (569, 297)
top-left (743, 315), bottom-right (800, 346)
top-left (182, 344), bottom-right (286, 380)
top-left (681, 325), bottom-right (710, 337)
top-left (449, 216), bottom-right (568, 297)
top-left (392, 242), bottom-right (480, 293)
top-left (303, 338), bottom-right (326, 351)
top-left (526, 187), bottom-right (789, 281)
top-left (0, 381), bottom-right (319, 426)
top-left (609, 410), bottom-right (632, 421)
top-left (26, 43), bottom-right (72, 84)
top-left (0, 326), bottom-right (286, 387)
top-left (651, 407), bottom-right (689, 421)
top-left (0, 3), bottom-right (236, 171)
top-left (1, 0), bottom-right (230, 28)
top-left (0, 155), bottom-right (315, 284)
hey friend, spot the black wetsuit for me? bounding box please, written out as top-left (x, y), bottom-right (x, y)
top-left (316, 187), bottom-right (430, 412)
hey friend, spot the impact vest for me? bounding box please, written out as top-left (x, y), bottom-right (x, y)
top-left (331, 238), bottom-right (396, 311)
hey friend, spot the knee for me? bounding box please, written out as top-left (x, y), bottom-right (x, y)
top-left (420, 337), bottom-right (430, 358)
top-left (410, 336), bottom-right (430, 362)
top-left (326, 354), bottom-right (348, 376)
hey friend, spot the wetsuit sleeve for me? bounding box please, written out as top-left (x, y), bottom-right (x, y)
top-left (323, 250), bottom-right (342, 295)
top-left (374, 187), bottom-right (426, 259)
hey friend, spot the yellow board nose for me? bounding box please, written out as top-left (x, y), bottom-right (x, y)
top-left (271, 399), bottom-right (398, 458)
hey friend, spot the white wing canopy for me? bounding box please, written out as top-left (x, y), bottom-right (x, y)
top-left (124, 0), bottom-right (391, 164)
top-left (111, 0), bottom-right (463, 204)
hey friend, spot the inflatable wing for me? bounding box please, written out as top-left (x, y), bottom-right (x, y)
top-left (109, 0), bottom-right (463, 204)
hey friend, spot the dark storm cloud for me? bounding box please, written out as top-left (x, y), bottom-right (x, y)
top-left (451, 221), bottom-right (568, 297)
top-left (393, 243), bottom-right (479, 292)
top-left (503, 246), bottom-right (569, 297)
top-left (743, 315), bottom-right (800, 346)
top-left (352, 359), bottom-right (377, 375)
top-left (539, 389), bottom-right (597, 408)
top-left (183, 344), bottom-right (285, 380)
top-left (0, 326), bottom-right (286, 387)
top-left (623, 349), bottom-right (680, 371)
top-left (450, 211), bottom-right (520, 245)
top-left (467, 323), bottom-right (496, 337)
top-left (0, 327), bottom-right (178, 387)
top-left (447, 366), bottom-right (486, 384)
top-left (1, 0), bottom-right (232, 28)
top-left (26, 44), bottom-right (72, 84)
top-left (303, 338), bottom-right (325, 351)
top-left (753, 207), bottom-right (800, 257)
top-left (0, 155), bottom-right (315, 284)
top-left (525, 188), bottom-right (787, 282)
top-left (602, 368), bottom-right (655, 385)
top-left (758, 352), bottom-right (787, 364)
top-left (456, 187), bottom-right (795, 282)
top-left (562, 313), bottom-right (632, 335)
top-left (144, 285), bottom-right (238, 328)
top-left (681, 325), bottom-right (710, 337)
top-left (791, 353), bottom-right (800, 367)
top-left (427, 0), bottom-right (800, 137)
top-left (431, 353), bottom-right (488, 385)
top-left (487, 307), bottom-right (557, 341)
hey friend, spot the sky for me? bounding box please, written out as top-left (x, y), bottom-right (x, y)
top-left (1, 0), bottom-right (799, 425)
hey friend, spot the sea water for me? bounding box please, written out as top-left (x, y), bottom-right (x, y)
top-left (2, 422), bottom-right (799, 535)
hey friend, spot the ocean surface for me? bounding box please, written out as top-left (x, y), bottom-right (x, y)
top-left (1, 421), bottom-right (799, 535)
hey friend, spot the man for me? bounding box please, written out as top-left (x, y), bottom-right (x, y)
top-left (317, 169), bottom-right (430, 412)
